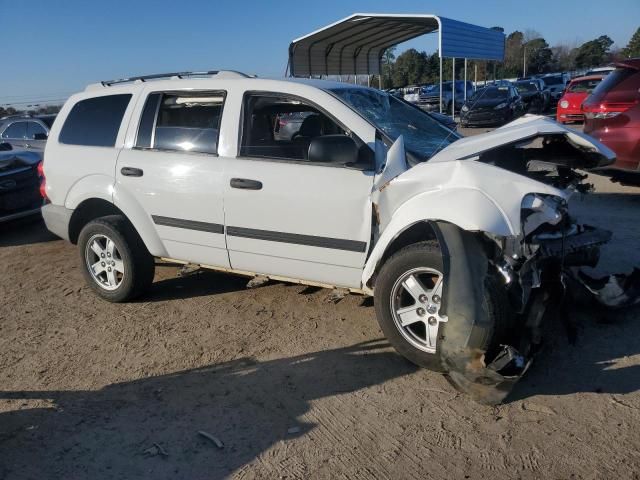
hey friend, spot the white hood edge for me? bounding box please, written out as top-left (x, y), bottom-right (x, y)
top-left (427, 115), bottom-right (616, 164)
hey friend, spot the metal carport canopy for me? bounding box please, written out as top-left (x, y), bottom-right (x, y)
top-left (288, 13), bottom-right (505, 77)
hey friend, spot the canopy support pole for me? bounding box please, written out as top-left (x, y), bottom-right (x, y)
top-left (451, 58), bottom-right (456, 118)
top-left (439, 56), bottom-right (443, 113)
top-left (474, 64), bottom-right (477, 91)
top-left (464, 59), bottom-right (467, 100)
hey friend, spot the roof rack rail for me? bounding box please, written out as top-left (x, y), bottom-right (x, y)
top-left (100, 70), bottom-right (251, 86)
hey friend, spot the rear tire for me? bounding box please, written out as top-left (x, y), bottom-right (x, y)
top-left (78, 215), bottom-right (154, 302)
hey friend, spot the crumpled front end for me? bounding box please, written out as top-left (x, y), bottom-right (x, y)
top-left (440, 186), bottom-right (639, 405)
top-left (368, 116), bottom-right (639, 404)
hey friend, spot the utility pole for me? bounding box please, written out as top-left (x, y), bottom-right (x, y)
top-left (523, 46), bottom-right (527, 77)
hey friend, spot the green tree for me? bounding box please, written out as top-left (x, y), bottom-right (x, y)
top-left (525, 37), bottom-right (553, 74)
top-left (381, 47), bottom-right (397, 88)
top-left (622, 27), bottom-right (640, 58)
top-left (504, 31), bottom-right (524, 77)
top-left (392, 48), bottom-right (429, 86)
top-left (575, 35), bottom-right (614, 68)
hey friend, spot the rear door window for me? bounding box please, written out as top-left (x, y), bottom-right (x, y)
top-left (135, 91), bottom-right (225, 155)
top-left (59, 94), bottom-right (132, 147)
top-left (27, 122), bottom-right (47, 139)
top-left (2, 122), bottom-right (27, 139)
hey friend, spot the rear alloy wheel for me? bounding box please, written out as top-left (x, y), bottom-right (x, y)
top-left (85, 234), bottom-right (125, 291)
top-left (78, 215), bottom-right (154, 302)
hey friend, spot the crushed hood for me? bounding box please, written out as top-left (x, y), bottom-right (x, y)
top-left (427, 115), bottom-right (615, 169)
top-left (373, 115), bottom-right (616, 195)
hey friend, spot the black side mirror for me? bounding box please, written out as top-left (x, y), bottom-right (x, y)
top-left (308, 135), bottom-right (359, 165)
top-left (33, 133), bottom-right (48, 140)
top-left (0, 142), bottom-right (12, 151)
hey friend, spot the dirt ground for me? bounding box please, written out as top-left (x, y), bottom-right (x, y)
top-left (1, 129), bottom-right (640, 479)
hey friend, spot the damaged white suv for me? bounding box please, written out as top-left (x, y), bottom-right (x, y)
top-left (42, 70), bottom-right (635, 403)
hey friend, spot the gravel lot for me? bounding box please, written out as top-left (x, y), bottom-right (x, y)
top-left (1, 126), bottom-right (639, 479)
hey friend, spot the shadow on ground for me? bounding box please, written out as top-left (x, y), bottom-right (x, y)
top-left (0, 340), bottom-right (418, 479)
top-left (140, 269), bottom-right (250, 303)
top-left (0, 217), bottom-right (58, 248)
top-left (508, 304), bottom-right (640, 402)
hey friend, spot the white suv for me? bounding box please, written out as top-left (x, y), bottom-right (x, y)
top-left (42, 70), bottom-right (619, 403)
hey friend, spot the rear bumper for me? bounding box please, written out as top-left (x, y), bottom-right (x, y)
top-left (42, 203), bottom-right (72, 241)
top-left (584, 125), bottom-right (640, 171)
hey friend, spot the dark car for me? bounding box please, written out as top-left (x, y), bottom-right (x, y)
top-left (0, 148), bottom-right (45, 223)
top-left (0, 114), bottom-right (56, 152)
top-left (583, 58), bottom-right (640, 175)
top-left (540, 73), bottom-right (569, 104)
top-left (514, 79), bottom-right (549, 113)
top-left (460, 85), bottom-right (525, 127)
top-left (417, 81), bottom-right (474, 113)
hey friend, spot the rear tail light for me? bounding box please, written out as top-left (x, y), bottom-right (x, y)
top-left (37, 160), bottom-right (49, 202)
top-left (582, 101), bottom-right (637, 119)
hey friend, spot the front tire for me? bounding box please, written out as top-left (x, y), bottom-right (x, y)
top-left (78, 215), bottom-right (155, 302)
top-left (374, 241), bottom-right (447, 371)
top-left (374, 241), bottom-right (506, 373)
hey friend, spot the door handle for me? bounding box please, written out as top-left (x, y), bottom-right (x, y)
top-left (121, 167), bottom-right (144, 177)
top-left (230, 178), bottom-right (262, 190)
top-left (24, 144), bottom-right (31, 149)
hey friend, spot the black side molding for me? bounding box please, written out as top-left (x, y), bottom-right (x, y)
top-left (226, 226), bottom-right (367, 252)
top-left (152, 215), bottom-right (224, 234)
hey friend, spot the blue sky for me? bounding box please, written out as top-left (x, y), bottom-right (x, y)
top-left (0, 0), bottom-right (638, 106)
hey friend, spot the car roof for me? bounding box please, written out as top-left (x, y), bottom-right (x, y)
top-left (81, 76), bottom-right (372, 96)
top-left (569, 74), bottom-right (605, 83)
top-left (614, 58), bottom-right (640, 70)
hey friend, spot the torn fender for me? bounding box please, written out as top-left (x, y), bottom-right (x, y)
top-left (432, 221), bottom-right (526, 405)
top-left (363, 160), bottom-right (566, 292)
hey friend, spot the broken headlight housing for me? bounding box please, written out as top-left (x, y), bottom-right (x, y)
top-left (520, 193), bottom-right (567, 238)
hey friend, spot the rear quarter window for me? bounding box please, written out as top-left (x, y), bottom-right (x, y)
top-left (59, 94), bottom-right (132, 147)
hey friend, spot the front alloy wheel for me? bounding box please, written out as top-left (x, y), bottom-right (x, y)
top-left (390, 267), bottom-right (447, 354)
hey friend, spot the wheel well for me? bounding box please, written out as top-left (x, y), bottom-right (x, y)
top-left (369, 221), bottom-right (438, 287)
top-left (68, 199), bottom-right (126, 244)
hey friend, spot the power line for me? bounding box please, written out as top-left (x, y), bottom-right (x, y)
top-left (2, 97), bottom-right (69, 107)
top-left (0, 91), bottom-right (75, 101)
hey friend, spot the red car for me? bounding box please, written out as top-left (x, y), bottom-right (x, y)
top-left (583, 59), bottom-right (640, 173)
top-left (556, 75), bottom-right (604, 123)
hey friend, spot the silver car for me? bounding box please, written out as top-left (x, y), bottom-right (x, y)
top-left (0, 114), bottom-right (56, 152)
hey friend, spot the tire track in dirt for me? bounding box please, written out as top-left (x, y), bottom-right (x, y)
top-left (301, 396), bottom-right (449, 479)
